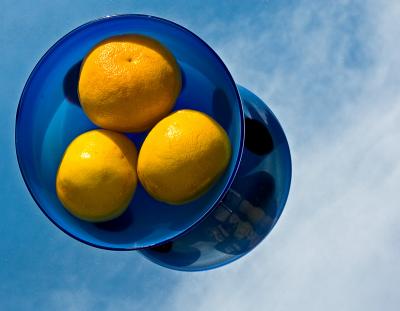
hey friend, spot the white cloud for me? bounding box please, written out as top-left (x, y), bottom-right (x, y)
top-left (160, 0), bottom-right (400, 310)
top-left (47, 288), bottom-right (95, 311)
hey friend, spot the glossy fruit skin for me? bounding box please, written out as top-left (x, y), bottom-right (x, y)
top-left (137, 109), bottom-right (232, 205)
top-left (78, 34), bottom-right (181, 132)
top-left (56, 129), bottom-right (138, 222)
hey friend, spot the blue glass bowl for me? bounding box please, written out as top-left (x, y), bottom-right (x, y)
top-left (141, 85), bottom-right (292, 270)
top-left (15, 15), bottom-right (244, 250)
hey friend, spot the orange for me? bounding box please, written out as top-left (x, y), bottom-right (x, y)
top-left (56, 129), bottom-right (138, 222)
top-left (78, 34), bottom-right (181, 132)
top-left (137, 109), bottom-right (231, 204)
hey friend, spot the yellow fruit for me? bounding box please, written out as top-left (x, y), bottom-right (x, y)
top-left (56, 129), bottom-right (138, 222)
top-left (137, 109), bottom-right (231, 205)
top-left (78, 34), bottom-right (181, 132)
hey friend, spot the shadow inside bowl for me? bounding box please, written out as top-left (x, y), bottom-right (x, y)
top-left (63, 60), bottom-right (82, 106)
top-left (212, 88), bottom-right (232, 131)
top-left (94, 205), bottom-right (134, 232)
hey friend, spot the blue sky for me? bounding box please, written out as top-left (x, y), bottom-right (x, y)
top-left (2, 0), bottom-right (400, 310)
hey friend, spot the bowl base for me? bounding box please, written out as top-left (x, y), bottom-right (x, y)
top-left (140, 85), bottom-right (292, 271)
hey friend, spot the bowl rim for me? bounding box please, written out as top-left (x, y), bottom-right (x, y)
top-left (15, 13), bottom-right (245, 251)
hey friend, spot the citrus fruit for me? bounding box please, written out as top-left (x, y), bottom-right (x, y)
top-left (56, 129), bottom-right (138, 222)
top-left (137, 109), bottom-right (231, 205)
top-left (78, 34), bottom-right (181, 132)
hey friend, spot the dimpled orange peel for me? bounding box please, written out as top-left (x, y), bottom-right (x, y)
top-left (56, 129), bottom-right (138, 222)
top-left (137, 109), bottom-right (232, 205)
top-left (78, 34), bottom-right (181, 132)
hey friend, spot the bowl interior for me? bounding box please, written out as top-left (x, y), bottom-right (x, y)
top-left (16, 15), bottom-right (243, 250)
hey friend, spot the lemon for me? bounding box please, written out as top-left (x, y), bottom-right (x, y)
top-left (137, 109), bottom-right (231, 205)
top-left (56, 129), bottom-right (138, 222)
top-left (78, 34), bottom-right (181, 132)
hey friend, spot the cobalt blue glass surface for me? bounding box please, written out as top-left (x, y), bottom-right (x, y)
top-left (141, 85), bottom-right (292, 270)
top-left (15, 15), bottom-right (244, 250)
